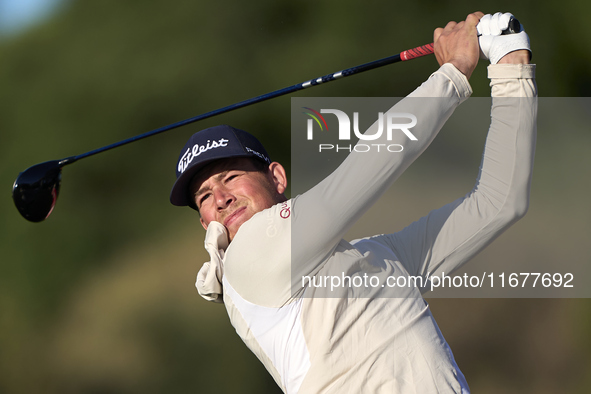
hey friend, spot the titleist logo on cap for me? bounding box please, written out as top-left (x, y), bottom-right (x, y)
top-left (178, 138), bottom-right (229, 173)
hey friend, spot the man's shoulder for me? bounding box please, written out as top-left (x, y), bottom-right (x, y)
top-left (231, 199), bottom-right (292, 247)
top-left (223, 200), bottom-right (292, 298)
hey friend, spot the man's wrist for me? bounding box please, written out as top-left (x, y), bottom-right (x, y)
top-left (448, 57), bottom-right (476, 79)
top-left (497, 49), bottom-right (530, 65)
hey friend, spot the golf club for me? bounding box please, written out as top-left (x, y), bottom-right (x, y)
top-left (12, 42), bottom-right (436, 222)
top-left (12, 13), bottom-right (522, 222)
top-left (13, 14), bottom-right (523, 223)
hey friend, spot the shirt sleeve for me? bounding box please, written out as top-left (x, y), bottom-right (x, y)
top-left (368, 63), bottom-right (537, 281)
top-left (290, 63), bottom-right (473, 283)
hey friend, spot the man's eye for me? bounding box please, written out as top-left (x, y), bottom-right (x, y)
top-left (199, 193), bottom-right (211, 206)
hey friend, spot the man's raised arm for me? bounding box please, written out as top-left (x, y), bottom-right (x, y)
top-left (290, 13), bottom-right (486, 280)
top-left (379, 13), bottom-right (537, 281)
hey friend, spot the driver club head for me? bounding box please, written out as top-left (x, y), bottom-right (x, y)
top-left (12, 160), bottom-right (63, 222)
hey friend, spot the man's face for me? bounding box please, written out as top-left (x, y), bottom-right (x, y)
top-left (191, 158), bottom-right (287, 242)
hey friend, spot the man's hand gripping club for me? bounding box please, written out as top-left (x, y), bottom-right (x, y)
top-left (433, 12), bottom-right (531, 79)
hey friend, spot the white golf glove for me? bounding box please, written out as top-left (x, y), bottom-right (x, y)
top-left (477, 12), bottom-right (531, 64)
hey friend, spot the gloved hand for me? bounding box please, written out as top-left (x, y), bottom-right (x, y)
top-left (477, 12), bottom-right (531, 64)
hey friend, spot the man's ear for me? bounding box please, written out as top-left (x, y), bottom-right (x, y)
top-left (200, 218), bottom-right (208, 230)
top-left (268, 162), bottom-right (288, 195)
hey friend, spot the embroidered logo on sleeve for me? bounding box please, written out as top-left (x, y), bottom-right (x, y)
top-left (280, 201), bottom-right (291, 219)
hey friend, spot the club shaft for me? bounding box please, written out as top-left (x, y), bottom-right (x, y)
top-left (63, 43), bottom-right (434, 166)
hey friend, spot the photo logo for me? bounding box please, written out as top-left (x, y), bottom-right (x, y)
top-left (303, 108), bottom-right (418, 153)
top-left (302, 107), bottom-right (329, 135)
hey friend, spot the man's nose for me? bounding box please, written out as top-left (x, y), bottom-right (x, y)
top-left (214, 187), bottom-right (235, 209)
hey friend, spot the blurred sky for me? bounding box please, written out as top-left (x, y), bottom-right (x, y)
top-left (0, 0), bottom-right (64, 35)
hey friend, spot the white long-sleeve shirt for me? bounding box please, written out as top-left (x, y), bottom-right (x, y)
top-left (197, 62), bottom-right (537, 393)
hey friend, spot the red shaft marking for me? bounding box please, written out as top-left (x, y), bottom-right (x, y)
top-left (401, 43), bottom-right (435, 61)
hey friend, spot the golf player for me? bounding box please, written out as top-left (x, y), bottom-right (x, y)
top-left (170, 12), bottom-right (536, 394)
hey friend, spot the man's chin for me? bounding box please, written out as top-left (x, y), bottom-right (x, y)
top-left (226, 217), bottom-right (249, 242)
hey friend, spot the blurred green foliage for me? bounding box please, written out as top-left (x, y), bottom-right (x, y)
top-left (1, 0), bottom-right (590, 393)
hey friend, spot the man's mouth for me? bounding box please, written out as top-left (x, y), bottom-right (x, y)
top-left (224, 206), bottom-right (247, 228)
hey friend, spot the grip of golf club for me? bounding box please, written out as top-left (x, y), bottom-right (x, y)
top-left (401, 17), bottom-right (519, 62)
top-left (400, 43), bottom-right (435, 61)
top-left (501, 17), bottom-right (522, 35)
